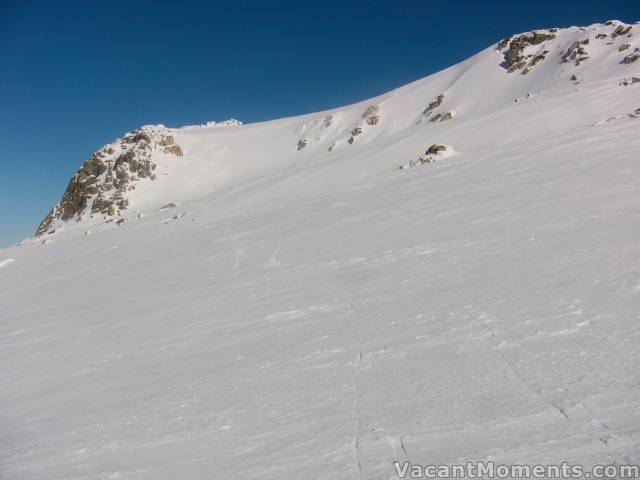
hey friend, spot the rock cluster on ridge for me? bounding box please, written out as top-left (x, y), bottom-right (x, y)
top-left (36, 125), bottom-right (184, 236)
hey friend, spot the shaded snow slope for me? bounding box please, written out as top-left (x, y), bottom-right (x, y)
top-left (2, 20), bottom-right (640, 480)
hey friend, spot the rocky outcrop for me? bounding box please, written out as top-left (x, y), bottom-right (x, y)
top-left (36, 125), bottom-right (184, 236)
top-left (562, 39), bottom-right (590, 65)
top-left (621, 49), bottom-right (640, 64)
top-left (620, 77), bottom-right (640, 86)
top-left (430, 112), bottom-right (454, 122)
top-left (297, 139), bottom-right (307, 151)
top-left (423, 93), bottom-right (445, 115)
top-left (348, 126), bottom-right (363, 144)
top-left (362, 105), bottom-right (380, 126)
top-left (362, 105), bottom-right (378, 118)
top-left (400, 144), bottom-right (451, 169)
top-left (612, 25), bottom-right (632, 38)
top-left (498, 31), bottom-right (556, 73)
top-left (366, 115), bottom-right (380, 125)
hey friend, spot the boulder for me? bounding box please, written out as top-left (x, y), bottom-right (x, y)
top-left (362, 105), bottom-right (378, 118)
top-left (423, 93), bottom-right (445, 114)
top-left (431, 112), bottom-right (453, 122)
top-left (620, 77), bottom-right (640, 86)
top-left (621, 51), bottom-right (640, 64)
top-left (426, 144), bottom-right (447, 155)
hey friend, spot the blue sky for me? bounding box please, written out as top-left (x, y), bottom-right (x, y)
top-left (0, 0), bottom-right (637, 248)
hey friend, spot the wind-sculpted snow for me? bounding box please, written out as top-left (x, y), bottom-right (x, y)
top-left (2, 20), bottom-right (640, 480)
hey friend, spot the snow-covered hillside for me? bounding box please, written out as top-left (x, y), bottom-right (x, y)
top-left (2, 20), bottom-right (640, 479)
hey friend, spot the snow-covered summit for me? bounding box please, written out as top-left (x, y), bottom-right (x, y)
top-left (36, 20), bottom-right (638, 240)
top-left (3, 21), bottom-right (640, 479)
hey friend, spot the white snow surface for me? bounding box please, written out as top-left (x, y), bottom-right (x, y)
top-left (2, 21), bottom-right (640, 479)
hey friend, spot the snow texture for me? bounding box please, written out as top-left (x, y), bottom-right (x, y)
top-left (1, 20), bottom-right (640, 480)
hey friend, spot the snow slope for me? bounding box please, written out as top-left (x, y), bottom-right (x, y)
top-left (2, 20), bottom-right (640, 479)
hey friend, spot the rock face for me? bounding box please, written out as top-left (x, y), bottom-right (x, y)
top-left (348, 126), bottom-right (363, 144)
top-left (36, 125), bottom-right (183, 236)
top-left (621, 49), bottom-right (640, 64)
top-left (562, 39), bottom-right (590, 65)
top-left (431, 111), bottom-right (454, 122)
top-left (362, 105), bottom-right (378, 118)
top-left (362, 105), bottom-right (380, 125)
top-left (498, 31), bottom-right (556, 73)
top-left (612, 25), bottom-right (632, 38)
top-left (423, 93), bottom-right (445, 115)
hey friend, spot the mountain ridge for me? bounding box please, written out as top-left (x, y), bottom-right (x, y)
top-left (33, 19), bottom-right (639, 242)
top-left (3, 19), bottom-right (640, 479)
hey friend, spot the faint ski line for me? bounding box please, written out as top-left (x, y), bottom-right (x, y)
top-left (474, 316), bottom-right (571, 424)
top-left (349, 301), bottom-right (365, 479)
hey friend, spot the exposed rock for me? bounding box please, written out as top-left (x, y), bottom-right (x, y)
top-left (497, 38), bottom-right (510, 50)
top-left (430, 112), bottom-right (454, 122)
top-left (500, 32), bottom-right (555, 73)
top-left (619, 43), bottom-right (631, 52)
top-left (620, 77), bottom-right (640, 86)
top-left (612, 25), bottom-right (632, 38)
top-left (351, 127), bottom-right (363, 137)
top-left (361, 105), bottom-right (380, 126)
top-left (324, 115), bottom-right (334, 127)
top-left (36, 125), bottom-right (185, 236)
top-left (163, 145), bottom-right (184, 156)
top-left (595, 33), bottom-right (607, 39)
top-left (158, 203), bottom-right (177, 211)
top-left (528, 51), bottom-right (548, 68)
top-left (362, 105), bottom-right (378, 118)
top-left (297, 139), bottom-right (307, 151)
top-left (423, 93), bottom-right (445, 115)
top-left (402, 144), bottom-right (450, 169)
top-left (426, 144), bottom-right (447, 155)
top-left (562, 39), bottom-right (589, 65)
top-left (621, 50), bottom-right (640, 64)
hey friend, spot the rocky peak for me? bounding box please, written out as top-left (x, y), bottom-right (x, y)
top-left (497, 21), bottom-right (636, 74)
top-left (36, 125), bottom-right (184, 236)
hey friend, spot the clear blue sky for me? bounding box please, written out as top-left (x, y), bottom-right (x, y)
top-left (0, 0), bottom-right (637, 248)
